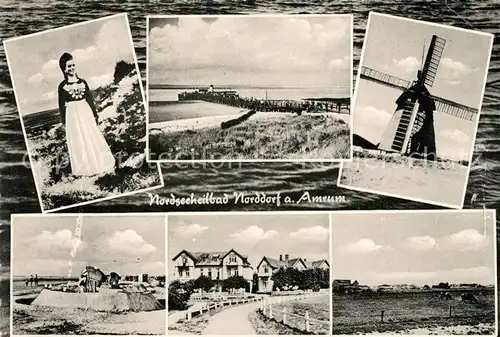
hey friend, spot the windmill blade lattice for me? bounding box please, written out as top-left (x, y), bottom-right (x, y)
top-left (421, 35), bottom-right (446, 87)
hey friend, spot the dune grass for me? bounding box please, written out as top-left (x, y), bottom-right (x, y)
top-left (150, 114), bottom-right (350, 160)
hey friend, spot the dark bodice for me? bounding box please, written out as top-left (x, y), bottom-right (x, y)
top-left (58, 78), bottom-right (98, 125)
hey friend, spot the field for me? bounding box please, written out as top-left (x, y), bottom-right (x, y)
top-left (255, 294), bottom-right (331, 335)
top-left (149, 113), bottom-right (350, 160)
top-left (333, 292), bottom-right (496, 335)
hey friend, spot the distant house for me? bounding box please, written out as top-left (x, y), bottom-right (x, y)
top-left (256, 254), bottom-right (329, 293)
top-left (332, 279), bottom-right (359, 293)
top-left (304, 259), bottom-right (330, 270)
top-left (171, 249), bottom-right (253, 282)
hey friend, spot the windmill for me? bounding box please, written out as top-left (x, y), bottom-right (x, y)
top-left (360, 35), bottom-right (478, 161)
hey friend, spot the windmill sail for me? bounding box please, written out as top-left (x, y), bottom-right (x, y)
top-left (420, 35), bottom-right (446, 87)
top-left (360, 66), bottom-right (477, 121)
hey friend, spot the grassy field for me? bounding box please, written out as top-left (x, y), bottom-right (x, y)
top-left (149, 113), bottom-right (349, 160)
top-left (333, 292), bottom-right (495, 334)
top-left (261, 295), bottom-right (331, 335)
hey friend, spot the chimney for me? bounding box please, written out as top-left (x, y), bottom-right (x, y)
top-left (285, 254), bottom-right (289, 261)
top-left (279, 254), bottom-right (283, 261)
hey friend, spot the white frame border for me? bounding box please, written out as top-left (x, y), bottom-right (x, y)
top-left (10, 212), bottom-right (168, 337)
top-left (337, 11), bottom-right (495, 210)
top-left (2, 13), bottom-right (165, 214)
top-left (145, 13), bottom-right (354, 164)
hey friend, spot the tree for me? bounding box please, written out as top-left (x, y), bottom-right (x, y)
top-left (222, 276), bottom-right (248, 292)
top-left (113, 60), bottom-right (135, 84)
top-left (252, 273), bottom-right (259, 293)
top-left (193, 275), bottom-right (214, 292)
top-left (168, 280), bottom-right (192, 310)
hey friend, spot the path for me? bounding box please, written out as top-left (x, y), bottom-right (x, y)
top-left (202, 301), bottom-right (262, 335)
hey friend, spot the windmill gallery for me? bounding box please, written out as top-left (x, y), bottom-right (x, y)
top-left (357, 34), bottom-right (477, 161)
top-left (339, 13), bottom-right (492, 208)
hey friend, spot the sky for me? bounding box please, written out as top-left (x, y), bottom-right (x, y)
top-left (5, 14), bottom-right (136, 115)
top-left (12, 215), bottom-right (166, 277)
top-left (331, 211), bottom-right (496, 286)
top-left (167, 213), bottom-right (330, 279)
top-left (148, 15), bottom-right (351, 89)
top-left (354, 13), bottom-right (493, 160)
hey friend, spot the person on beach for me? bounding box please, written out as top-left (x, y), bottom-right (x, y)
top-left (29, 275), bottom-right (34, 287)
top-left (35, 274), bottom-right (38, 286)
top-left (58, 52), bottom-right (115, 176)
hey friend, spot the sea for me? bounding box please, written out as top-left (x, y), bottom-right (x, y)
top-left (149, 87), bottom-right (351, 122)
top-left (1, 0), bottom-right (499, 333)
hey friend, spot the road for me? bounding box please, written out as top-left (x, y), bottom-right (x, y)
top-left (202, 301), bottom-right (262, 335)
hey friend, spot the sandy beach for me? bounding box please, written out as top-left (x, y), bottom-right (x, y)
top-left (339, 152), bottom-right (469, 207)
top-left (12, 286), bottom-right (166, 335)
top-left (149, 112), bottom-right (350, 160)
top-left (149, 111), bottom-right (350, 134)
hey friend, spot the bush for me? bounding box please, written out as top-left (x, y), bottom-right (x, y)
top-left (222, 276), bottom-right (249, 292)
top-left (194, 275), bottom-right (214, 292)
top-left (168, 280), bottom-right (192, 311)
top-left (114, 60), bottom-right (136, 84)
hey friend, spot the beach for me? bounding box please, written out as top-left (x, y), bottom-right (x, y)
top-left (149, 111), bottom-right (350, 161)
top-left (12, 283), bottom-right (166, 335)
top-left (339, 151), bottom-right (469, 207)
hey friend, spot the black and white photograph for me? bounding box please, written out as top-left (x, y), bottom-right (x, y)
top-left (167, 212), bottom-right (331, 335)
top-left (3, 13), bottom-right (163, 213)
top-left (338, 12), bottom-right (494, 208)
top-left (331, 210), bottom-right (497, 335)
top-left (10, 213), bottom-right (166, 335)
top-left (147, 15), bottom-right (352, 162)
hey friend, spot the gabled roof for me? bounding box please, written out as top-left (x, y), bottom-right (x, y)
top-left (257, 256), bottom-right (308, 270)
top-left (310, 259), bottom-right (330, 268)
top-left (172, 249), bottom-right (251, 267)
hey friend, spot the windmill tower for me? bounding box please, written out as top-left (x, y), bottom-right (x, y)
top-left (360, 35), bottom-right (478, 160)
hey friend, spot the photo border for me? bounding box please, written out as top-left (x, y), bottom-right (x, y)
top-left (337, 11), bottom-right (495, 210)
top-left (3, 13), bottom-right (165, 214)
top-left (145, 13), bottom-right (354, 164)
top-left (10, 212), bottom-right (168, 337)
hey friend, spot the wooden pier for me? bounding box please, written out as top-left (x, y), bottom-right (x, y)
top-left (178, 89), bottom-right (350, 114)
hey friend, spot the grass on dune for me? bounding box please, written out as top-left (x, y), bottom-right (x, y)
top-left (150, 114), bottom-right (350, 160)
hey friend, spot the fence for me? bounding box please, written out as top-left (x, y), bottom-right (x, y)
top-left (259, 293), bottom-right (329, 334)
top-left (185, 296), bottom-right (261, 321)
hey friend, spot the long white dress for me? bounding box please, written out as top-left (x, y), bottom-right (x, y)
top-left (59, 79), bottom-right (115, 176)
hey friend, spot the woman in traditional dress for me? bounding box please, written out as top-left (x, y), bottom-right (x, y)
top-left (58, 52), bottom-right (115, 176)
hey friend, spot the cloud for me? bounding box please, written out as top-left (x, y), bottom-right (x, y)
top-left (88, 73), bottom-right (114, 88)
top-left (328, 56), bottom-right (350, 70)
top-left (108, 230), bottom-right (156, 256)
top-left (174, 224), bottom-right (209, 238)
top-left (387, 56), bottom-right (420, 75)
top-left (149, 16), bottom-right (350, 86)
top-left (290, 226), bottom-right (329, 242)
top-left (439, 129), bottom-right (470, 144)
top-left (27, 16), bottom-right (133, 90)
top-left (440, 229), bottom-right (489, 251)
top-left (441, 58), bottom-right (472, 76)
top-left (27, 73), bottom-right (43, 85)
top-left (229, 226), bottom-right (277, 243)
top-left (368, 266), bottom-right (493, 286)
top-left (341, 239), bottom-right (391, 254)
top-left (30, 229), bottom-right (82, 252)
top-left (406, 236), bottom-right (436, 251)
top-left (354, 105), bottom-right (392, 143)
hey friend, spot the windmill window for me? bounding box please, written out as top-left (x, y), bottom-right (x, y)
top-left (200, 268), bottom-right (204, 276)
